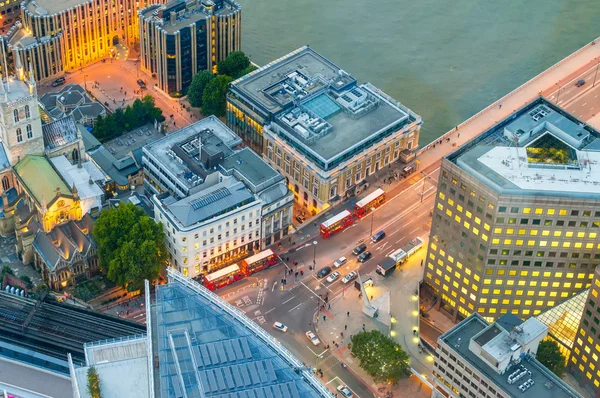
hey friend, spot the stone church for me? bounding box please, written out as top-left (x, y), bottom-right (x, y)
top-left (0, 60), bottom-right (98, 290)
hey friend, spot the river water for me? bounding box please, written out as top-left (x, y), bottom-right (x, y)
top-left (237, 0), bottom-right (599, 145)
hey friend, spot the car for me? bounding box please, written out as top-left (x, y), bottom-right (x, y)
top-left (352, 243), bottom-right (367, 255)
top-left (371, 230), bottom-right (386, 243)
top-left (576, 79), bottom-right (586, 87)
top-left (326, 271), bottom-right (341, 283)
top-left (333, 256), bottom-right (347, 268)
top-left (358, 251), bottom-right (372, 262)
top-left (342, 271), bottom-right (358, 284)
top-left (317, 266), bottom-right (332, 278)
top-left (137, 79), bottom-right (146, 88)
top-left (272, 322), bottom-right (288, 332)
top-left (51, 77), bottom-right (65, 87)
top-left (305, 331), bottom-right (320, 346)
top-left (295, 214), bottom-right (306, 223)
top-left (337, 385), bottom-right (353, 397)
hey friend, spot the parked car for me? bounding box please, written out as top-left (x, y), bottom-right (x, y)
top-left (51, 77), bottom-right (65, 87)
top-left (273, 322), bottom-right (288, 332)
top-left (136, 79), bottom-right (147, 88)
top-left (333, 256), bottom-right (347, 268)
top-left (337, 385), bottom-right (353, 397)
top-left (371, 230), bottom-right (386, 243)
top-left (305, 331), bottom-right (320, 346)
top-left (295, 214), bottom-right (306, 223)
top-left (352, 243), bottom-right (367, 255)
top-left (358, 251), bottom-right (372, 262)
top-left (342, 271), bottom-right (358, 284)
top-left (576, 79), bottom-right (586, 87)
top-left (317, 266), bottom-right (332, 278)
top-left (326, 271), bottom-right (341, 283)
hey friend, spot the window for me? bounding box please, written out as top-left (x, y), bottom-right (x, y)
top-left (13, 109), bottom-right (18, 123)
top-left (26, 124), bottom-right (32, 139)
top-left (25, 105), bottom-right (30, 118)
top-left (16, 128), bottom-right (22, 143)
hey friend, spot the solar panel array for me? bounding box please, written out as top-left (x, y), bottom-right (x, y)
top-left (190, 188), bottom-right (232, 210)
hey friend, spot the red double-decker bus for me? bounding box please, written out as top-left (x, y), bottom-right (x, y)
top-left (202, 264), bottom-right (244, 291)
top-left (320, 210), bottom-right (354, 238)
top-left (240, 249), bottom-right (279, 276)
top-left (354, 188), bottom-right (386, 218)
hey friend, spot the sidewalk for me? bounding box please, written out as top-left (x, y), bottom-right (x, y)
top-left (314, 287), bottom-right (431, 397)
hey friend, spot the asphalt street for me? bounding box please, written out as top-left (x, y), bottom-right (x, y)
top-left (217, 166), bottom-right (440, 397)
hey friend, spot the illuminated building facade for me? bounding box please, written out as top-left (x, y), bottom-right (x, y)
top-left (570, 266), bottom-right (600, 395)
top-left (432, 313), bottom-right (582, 398)
top-left (143, 116), bottom-right (292, 278)
top-left (140, 0), bottom-right (241, 96)
top-left (227, 46), bottom-right (421, 215)
top-left (423, 98), bottom-right (600, 324)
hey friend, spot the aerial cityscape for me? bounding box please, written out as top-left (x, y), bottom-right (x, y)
top-left (0, 1), bottom-right (598, 398)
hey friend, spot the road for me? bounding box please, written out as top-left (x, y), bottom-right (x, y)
top-left (217, 163), bottom-right (440, 397)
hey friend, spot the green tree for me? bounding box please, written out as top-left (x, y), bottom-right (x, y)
top-left (239, 64), bottom-right (257, 77)
top-left (217, 51), bottom-right (250, 79)
top-left (536, 340), bottom-right (566, 376)
top-left (87, 366), bottom-right (102, 398)
top-left (349, 330), bottom-right (410, 384)
top-left (92, 115), bottom-right (106, 141)
top-left (187, 70), bottom-right (214, 108)
top-left (202, 75), bottom-right (232, 117)
top-left (19, 275), bottom-right (33, 290)
top-left (93, 203), bottom-right (167, 290)
top-left (142, 95), bottom-right (165, 122)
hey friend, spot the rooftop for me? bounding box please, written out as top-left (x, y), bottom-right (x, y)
top-left (14, 155), bottom-right (71, 205)
top-left (221, 147), bottom-right (283, 193)
top-left (153, 268), bottom-right (332, 397)
top-left (440, 313), bottom-right (582, 398)
top-left (448, 97), bottom-right (600, 198)
top-left (23, 0), bottom-right (91, 16)
top-left (143, 116), bottom-right (242, 193)
top-left (42, 116), bottom-right (80, 150)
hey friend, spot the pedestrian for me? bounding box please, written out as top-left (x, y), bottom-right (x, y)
top-left (499, 103), bottom-right (502, 109)
top-left (323, 315), bottom-right (326, 321)
top-left (362, 323), bottom-right (366, 331)
top-left (413, 329), bottom-right (417, 335)
top-left (328, 304), bottom-right (331, 310)
top-left (345, 324), bottom-right (348, 330)
top-left (370, 295), bottom-right (373, 300)
top-left (341, 332), bottom-right (344, 338)
top-left (420, 259), bottom-right (423, 267)
top-left (458, 132), bottom-right (460, 138)
top-left (347, 311), bottom-right (350, 317)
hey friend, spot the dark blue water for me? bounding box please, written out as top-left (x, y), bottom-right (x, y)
top-left (238, 0), bottom-right (599, 144)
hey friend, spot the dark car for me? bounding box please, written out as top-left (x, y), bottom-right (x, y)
top-left (371, 230), bottom-right (386, 243)
top-left (352, 243), bottom-right (367, 255)
top-left (317, 267), bottom-right (332, 279)
top-left (357, 251), bottom-right (372, 263)
top-left (576, 79), bottom-right (586, 87)
top-left (137, 79), bottom-right (147, 88)
top-left (51, 77), bottom-right (65, 87)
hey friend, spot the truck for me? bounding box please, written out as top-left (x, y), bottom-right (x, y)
top-left (376, 237), bottom-right (424, 277)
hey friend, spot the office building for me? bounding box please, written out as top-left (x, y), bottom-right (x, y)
top-left (423, 97), bottom-right (600, 323)
top-left (569, 266), bottom-right (600, 396)
top-left (227, 46), bottom-right (421, 215)
top-left (143, 116), bottom-right (293, 277)
top-left (69, 270), bottom-right (333, 397)
top-left (432, 313), bottom-right (582, 398)
top-left (140, 0), bottom-right (241, 95)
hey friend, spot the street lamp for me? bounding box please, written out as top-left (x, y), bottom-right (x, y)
top-left (555, 82), bottom-right (561, 104)
top-left (84, 74), bottom-right (88, 92)
top-left (593, 58), bottom-right (600, 87)
top-left (369, 207), bottom-right (376, 237)
top-left (312, 240), bottom-right (318, 270)
top-left (420, 171), bottom-right (433, 203)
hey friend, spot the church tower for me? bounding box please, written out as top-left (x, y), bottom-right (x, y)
top-left (0, 53), bottom-right (44, 166)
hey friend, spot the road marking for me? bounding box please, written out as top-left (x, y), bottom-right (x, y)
top-left (282, 296), bottom-right (296, 304)
top-left (264, 307), bottom-right (276, 315)
top-left (256, 316), bottom-right (266, 324)
top-left (582, 102), bottom-right (588, 107)
top-left (134, 313), bottom-right (145, 319)
top-left (289, 303), bottom-right (303, 312)
top-left (325, 376), bottom-right (341, 385)
top-left (317, 349), bottom-right (329, 357)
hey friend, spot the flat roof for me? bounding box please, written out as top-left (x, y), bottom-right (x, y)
top-left (24, 0), bottom-right (90, 15)
top-left (220, 147), bottom-right (283, 192)
top-left (440, 314), bottom-right (581, 398)
top-left (0, 357), bottom-right (71, 398)
top-left (448, 97), bottom-right (600, 199)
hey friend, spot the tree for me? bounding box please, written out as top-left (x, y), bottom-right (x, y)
top-left (93, 203), bottom-right (167, 290)
top-left (19, 275), bottom-right (33, 290)
top-left (202, 75), bottom-right (233, 117)
top-left (536, 340), bottom-right (566, 376)
top-left (87, 366), bottom-right (102, 398)
top-left (239, 64), bottom-right (257, 77)
top-left (217, 51), bottom-right (250, 79)
top-left (187, 70), bottom-right (214, 108)
top-left (349, 330), bottom-right (410, 384)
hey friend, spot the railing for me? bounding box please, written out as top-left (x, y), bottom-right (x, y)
top-left (417, 37), bottom-right (600, 154)
top-left (84, 333), bottom-right (147, 349)
top-left (166, 268), bottom-right (335, 397)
